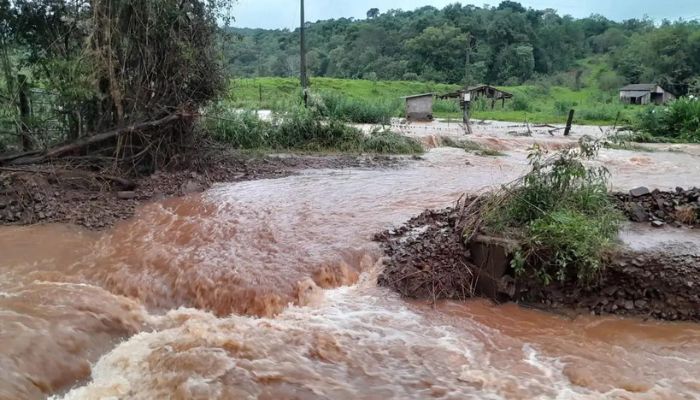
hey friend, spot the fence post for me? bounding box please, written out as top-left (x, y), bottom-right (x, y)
top-left (564, 109), bottom-right (575, 136)
top-left (17, 74), bottom-right (31, 151)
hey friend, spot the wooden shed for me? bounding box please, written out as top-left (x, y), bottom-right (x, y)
top-left (619, 84), bottom-right (675, 105)
top-left (403, 93), bottom-right (434, 121)
top-left (439, 84), bottom-right (513, 109)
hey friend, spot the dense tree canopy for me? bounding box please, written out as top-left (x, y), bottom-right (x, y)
top-left (226, 1), bottom-right (700, 93)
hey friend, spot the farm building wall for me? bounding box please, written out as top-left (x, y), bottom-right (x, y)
top-left (406, 96), bottom-right (433, 121)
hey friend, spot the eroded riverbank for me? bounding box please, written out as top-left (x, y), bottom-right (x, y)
top-left (0, 153), bottom-right (405, 229)
top-left (1, 139), bottom-right (700, 399)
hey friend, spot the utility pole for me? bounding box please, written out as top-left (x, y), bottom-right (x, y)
top-left (300, 0), bottom-right (308, 106)
top-left (464, 32), bottom-right (472, 87)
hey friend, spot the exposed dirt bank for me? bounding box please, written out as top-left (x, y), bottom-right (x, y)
top-left (375, 202), bottom-right (700, 322)
top-left (0, 153), bottom-right (406, 229)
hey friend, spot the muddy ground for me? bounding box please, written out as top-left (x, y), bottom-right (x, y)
top-left (0, 153), bottom-right (407, 229)
top-left (375, 201), bottom-right (700, 322)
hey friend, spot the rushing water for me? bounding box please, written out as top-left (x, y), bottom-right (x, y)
top-left (1, 145), bottom-right (700, 400)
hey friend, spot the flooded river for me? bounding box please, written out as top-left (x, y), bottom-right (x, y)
top-left (1, 141), bottom-right (700, 399)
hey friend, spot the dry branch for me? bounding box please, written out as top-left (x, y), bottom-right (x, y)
top-left (8, 113), bottom-right (188, 166)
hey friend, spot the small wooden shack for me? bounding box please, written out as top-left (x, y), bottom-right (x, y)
top-left (619, 84), bottom-right (675, 105)
top-left (439, 84), bottom-right (513, 108)
top-left (403, 93), bottom-right (434, 121)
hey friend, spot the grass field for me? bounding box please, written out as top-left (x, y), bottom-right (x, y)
top-left (228, 77), bottom-right (648, 126)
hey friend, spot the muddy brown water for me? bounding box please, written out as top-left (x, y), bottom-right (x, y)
top-left (1, 146), bottom-right (700, 399)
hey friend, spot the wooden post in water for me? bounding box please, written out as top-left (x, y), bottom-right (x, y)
top-left (461, 92), bottom-right (473, 135)
top-left (17, 74), bottom-right (31, 151)
top-left (564, 109), bottom-right (575, 136)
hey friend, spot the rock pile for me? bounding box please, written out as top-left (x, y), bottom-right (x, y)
top-left (522, 250), bottom-right (700, 321)
top-left (615, 187), bottom-right (700, 228)
top-left (374, 208), bottom-right (476, 300)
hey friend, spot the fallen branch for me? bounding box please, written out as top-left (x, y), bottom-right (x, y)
top-left (0, 150), bottom-right (42, 164)
top-left (9, 113), bottom-right (188, 166)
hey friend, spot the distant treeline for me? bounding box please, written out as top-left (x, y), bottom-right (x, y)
top-left (226, 1), bottom-right (700, 94)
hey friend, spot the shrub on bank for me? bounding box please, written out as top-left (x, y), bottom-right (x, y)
top-left (475, 137), bottom-right (622, 286)
top-left (635, 98), bottom-right (700, 142)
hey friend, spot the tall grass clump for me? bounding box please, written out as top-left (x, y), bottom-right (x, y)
top-left (205, 105), bottom-right (422, 154)
top-left (317, 91), bottom-right (399, 124)
top-left (510, 96), bottom-right (532, 112)
top-left (577, 103), bottom-right (624, 123)
top-left (471, 137), bottom-right (622, 286)
top-left (433, 99), bottom-right (461, 114)
top-left (206, 107), bottom-right (272, 149)
top-left (635, 98), bottom-right (700, 142)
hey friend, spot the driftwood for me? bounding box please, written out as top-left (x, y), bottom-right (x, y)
top-left (5, 113), bottom-right (187, 166)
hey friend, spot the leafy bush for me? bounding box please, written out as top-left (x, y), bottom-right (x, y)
top-left (480, 137), bottom-right (622, 285)
top-left (553, 100), bottom-right (577, 115)
top-left (635, 98), bottom-right (700, 142)
top-left (511, 96), bottom-right (532, 111)
top-left (523, 210), bottom-right (614, 284)
top-left (207, 108), bottom-right (271, 149)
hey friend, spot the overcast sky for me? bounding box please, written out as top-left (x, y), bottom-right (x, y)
top-left (229, 0), bottom-right (700, 30)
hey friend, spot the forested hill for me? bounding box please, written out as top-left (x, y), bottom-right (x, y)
top-left (226, 1), bottom-right (700, 94)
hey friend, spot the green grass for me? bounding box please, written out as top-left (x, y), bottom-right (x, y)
top-left (228, 77), bottom-right (650, 126)
top-left (228, 77), bottom-right (457, 111)
top-left (444, 86), bottom-right (647, 126)
top-left (204, 105), bottom-right (423, 155)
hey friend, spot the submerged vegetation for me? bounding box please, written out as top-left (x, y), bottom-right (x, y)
top-left (471, 138), bottom-right (622, 286)
top-left (440, 137), bottom-right (505, 157)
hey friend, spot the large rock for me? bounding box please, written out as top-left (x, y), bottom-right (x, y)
top-left (629, 187), bottom-right (650, 198)
top-left (628, 203), bottom-right (648, 222)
